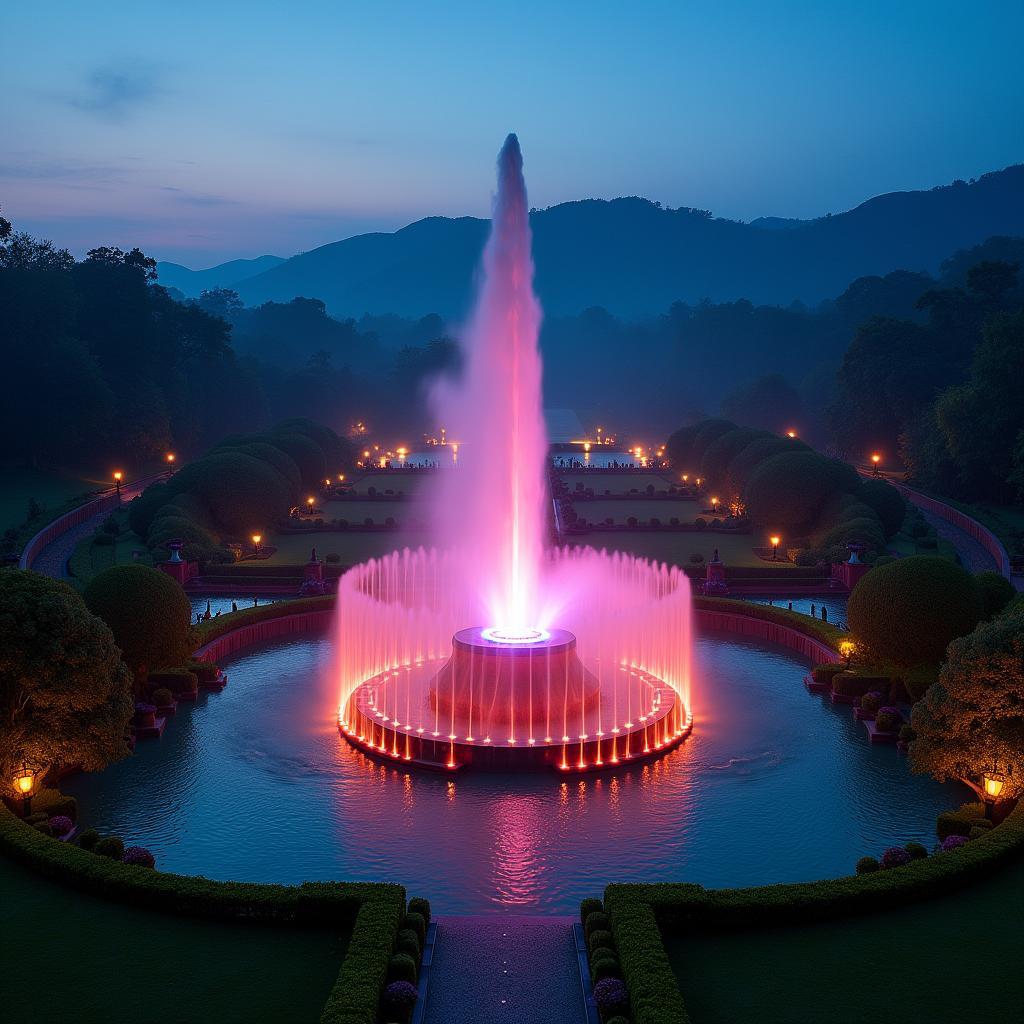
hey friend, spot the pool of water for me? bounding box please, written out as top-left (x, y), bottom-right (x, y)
top-left (189, 596), bottom-right (287, 621)
top-left (64, 632), bottom-right (962, 913)
top-left (743, 595), bottom-right (850, 628)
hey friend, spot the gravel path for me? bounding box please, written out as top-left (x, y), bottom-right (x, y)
top-left (915, 509), bottom-right (1001, 576)
top-left (423, 916), bottom-right (586, 1024)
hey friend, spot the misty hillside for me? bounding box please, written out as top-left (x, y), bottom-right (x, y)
top-left (163, 165), bottom-right (1024, 318)
top-left (156, 254), bottom-right (286, 296)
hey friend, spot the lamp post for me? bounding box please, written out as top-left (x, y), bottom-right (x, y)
top-left (982, 772), bottom-right (1005, 820)
top-left (113, 470), bottom-right (123, 498)
top-left (251, 533), bottom-right (262, 555)
top-left (839, 639), bottom-right (856, 667)
top-left (770, 535), bottom-right (781, 560)
top-left (871, 453), bottom-right (882, 477)
top-left (786, 429), bottom-right (797, 439)
top-left (13, 762), bottom-right (38, 817)
top-left (166, 453), bottom-right (176, 475)
top-left (307, 496), bottom-right (315, 514)
top-left (711, 496), bottom-right (720, 514)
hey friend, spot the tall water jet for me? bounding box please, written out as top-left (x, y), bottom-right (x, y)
top-left (336, 136), bottom-right (694, 772)
top-left (429, 133), bottom-right (546, 632)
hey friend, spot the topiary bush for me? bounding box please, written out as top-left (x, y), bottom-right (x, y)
top-left (591, 956), bottom-right (622, 982)
top-left (94, 835), bottom-right (125, 859)
top-left (860, 691), bottom-right (884, 715)
top-left (975, 570), bottom-right (1015, 619)
top-left (78, 828), bottom-right (99, 851)
top-left (874, 707), bottom-right (902, 733)
top-left (588, 929), bottom-right (613, 953)
top-left (880, 846), bottom-right (912, 869)
top-left (151, 687), bottom-right (173, 706)
top-left (383, 980), bottom-right (418, 1024)
top-left (858, 479), bottom-right (907, 539)
top-left (847, 556), bottom-right (984, 667)
top-left (407, 896), bottom-right (431, 926)
top-left (937, 803), bottom-right (989, 840)
top-left (584, 910), bottom-right (610, 939)
top-left (940, 834), bottom-right (969, 852)
top-left (387, 952), bottom-right (418, 985)
top-left (812, 663), bottom-right (847, 684)
top-left (580, 897), bottom-right (603, 926)
top-left (32, 820), bottom-right (54, 836)
top-left (83, 565), bottom-right (194, 687)
top-left (122, 846), bottom-right (155, 868)
top-left (744, 450), bottom-right (862, 531)
top-left (401, 911), bottom-right (426, 947)
top-left (856, 856), bottom-right (880, 874)
top-left (396, 928), bottom-right (421, 962)
top-left (905, 841), bottom-right (928, 860)
top-left (593, 977), bottom-right (629, 1017)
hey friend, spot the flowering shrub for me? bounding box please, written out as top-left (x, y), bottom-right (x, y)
top-left (874, 707), bottom-right (902, 732)
top-left (880, 846), bottom-right (912, 869)
top-left (594, 978), bottom-right (629, 1015)
top-left (122, 846), bottom-right (156, 868)
top-left (941, 834), bottom-right (969, 852)
top-left (383, 981), bottom-right (418, 1021)
top-left (48, 815), bottom-right (74, 837)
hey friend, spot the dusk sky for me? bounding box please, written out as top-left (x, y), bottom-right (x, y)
top-left (4, 1), bottom-right (1022, 267)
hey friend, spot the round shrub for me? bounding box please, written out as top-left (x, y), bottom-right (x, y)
top-left (273, 417), bottom-right (348, 468)
top-left (580, 897), bottom-right (603, 926)
top-left (744, 451), bottom-right (862, 530)
top-left (213, 440), bottom-right (302, 499)
top-left (408, 896), bottom-right (431, 925)
top-left (589, 946), bottom-right (616, 964)
top-left (32, 820), bottom-right (54, 836)
top-left (383, 980), bottom-right (418, 1022)
top-left (401, 911), bottom-right (426, 947)
top-left (127, 481), bottom-right (172, 538)
top-left (700, 427), bottom-right (762, 488)
top-left (856, 856), bottom-right (880, 874)
top-left (78, 828), bottom-right (99, 851)
top-left (122, 846), bottom-right (156, 868)
top-left (591, 957), bottom-right (621, 982)
top-left (937, 803), bottom-right (988, 839)
top-left (584, 911), bottom-right (610, 939)
top-left (860, 691), bottom-right (883, 715)
top-left (263, 432), bottom-right (326, 491)
top-left (593, 978), bottom-right (629, 1016)
top-left (151, 687), bottom-right (173, 706)
top-left (847, 556), bottom-right (984, 667)
top-left (940, 834), bottom-right (969, 852)
top-left (975, 570), bottom-right (1015, 619)
top-left (94, 835), bottom-right (125, 859)
top-left (588, 929), bottom-right (613, 953)
top-left (818, 515), bottom-right (886, 554)
top-left (858, 479), bottom-right (907, 538)
top-left (969, 826), bottom-right (990, 839)
top-left (388, 952), bottom-right (418, 985)
top-left (874, 707), bottom-right (902, 733)
top-left (725, 434), bottom-right (807, 495)
top-left (396, 930), bottom-right (421, 962)
top-left (905, 841), bottom-right (928, 860)
top-left (48, 814), bottom-right (73, 837)
top-left (83, 565), bottom-right (194, 683)
top-left (880, 846), bottom-right (912, 869)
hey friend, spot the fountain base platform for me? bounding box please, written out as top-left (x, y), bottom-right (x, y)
top-left (339, 626), bottom-right (692, 772)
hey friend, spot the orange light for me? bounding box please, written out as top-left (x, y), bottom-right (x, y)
top-left (113, 471), bottom-right (123, 482)
top-left (338, 474), bottom-right (345, 482)
top-left (166, 453), bottom-right (175, 464)
top-left (307, 497), bottom-right (315, 507)
top-left (363, 450), bottom-right (370, 458)
top-left (13, 763), bottom-right (36, 797)
top-left (711, 496), bottom-right (719, 507)
top-left (770, 535), bottom-right (780, 547)
top-left (251, 533), bottom-right (262, 546)
top-left (681, 474), bottom-right (689, 482)
top-left (583, 442), bottom-right (591, 452)
top-left (786, 429), bottom-right (797, 439)
top-left (871, 453), bottom-right (881, 464)
top-left (397, 447), bottom-right (408, 456)
top-left (983, 773), bottom-right (1005, 800)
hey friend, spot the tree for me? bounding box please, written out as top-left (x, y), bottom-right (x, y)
top-left (83, 565), bottom-right (194, 690)
top-left (743, 450), bottom-right (861, 531)
top-left (975, 571), bottom-right (1016, 620)
top-left (197, 286), bottom-right (243, 321)
top-left (857, 479), bottom-right (907, 539)
top-left (0, 570), bottom-right (132, 780)
top-left (910, 606), bottom-right (1024, 797)
top-left (847, 556), bottom-right (983, 667)
top-left (720, 374), bottom-right (803, 433)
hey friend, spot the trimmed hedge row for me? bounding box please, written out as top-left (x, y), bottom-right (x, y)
top-left (0, 806), bottom-right (404, 1024)
top-left (693, 595), bottom-right (845, 649)
top-left (602, 799), bottom-right (1024, 1024)
top-left (193, 595), bottom-right (336, 647)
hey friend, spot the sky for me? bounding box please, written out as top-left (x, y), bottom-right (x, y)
top-left (3, 1), bottom-right (1022, 267)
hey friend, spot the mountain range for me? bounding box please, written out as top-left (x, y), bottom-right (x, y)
top-left (156, 165), bottom-right (1024, 318)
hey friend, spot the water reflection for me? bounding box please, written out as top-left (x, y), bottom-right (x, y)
top-left (63, 634), bottom-right (965, 913)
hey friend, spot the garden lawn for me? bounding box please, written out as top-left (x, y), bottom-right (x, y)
top-left (575, 499), bottom-right (699, 525)
top-left (560, 471), bottom-right (675, 492)
top-left (569, 530), bottom-right (762, 567)
top-left (665, 856), bottom-right (1024, 1024)
top-left (262, 529), bottom-right (414, 565)
top-left (0, 856), bottom-right (348, 1024)
top-left (68, 528), bottom-right (152, 584)
top-left (317, 498), bottom-right (407, 524)
top-left (0, 466), bottom-right (102, 533)
top-left (343, 472), bottom-right (425, 496)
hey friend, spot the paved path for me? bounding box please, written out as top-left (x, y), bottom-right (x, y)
top-left (915, 508), bottom-right (1001, 576)
top-left (29, 483), bottom-right (149, 580)
top-left (422, 916), bottom-right (587, 1024)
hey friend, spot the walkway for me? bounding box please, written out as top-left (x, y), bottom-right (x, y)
top-left (29, 481), bottom-right (149, 580)
top-left (423, 916), bottom-right (587, 1024)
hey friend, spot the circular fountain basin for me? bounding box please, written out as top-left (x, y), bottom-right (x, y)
top-left (341, 625), bottom-right (691, 772)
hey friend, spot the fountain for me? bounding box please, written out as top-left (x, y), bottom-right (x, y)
top-left (336, 135), bottom-right (694, 771)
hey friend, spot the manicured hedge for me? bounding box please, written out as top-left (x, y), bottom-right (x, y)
top-left (603, 800), bottom-right (1024, 1024)
top-left (193, 595), bottom-right (336, 646)
top-left (693, 596), bottom-right (845, 649)
top-left (0, 805), bottom-right (404, 1024)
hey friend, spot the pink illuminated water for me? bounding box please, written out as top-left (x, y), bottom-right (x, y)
top-left (334, 136), bottom-right (695, 762)
top-left (429, 133), bottom-right (546, 630)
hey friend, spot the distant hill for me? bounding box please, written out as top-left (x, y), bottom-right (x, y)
top-left (192, 166), bottom-right (1024, 318)
top-left (155, 254), bottom-right (286, 296)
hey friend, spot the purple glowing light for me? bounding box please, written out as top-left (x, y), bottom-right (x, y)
top-left (480, 626), bottom-right (551, 644)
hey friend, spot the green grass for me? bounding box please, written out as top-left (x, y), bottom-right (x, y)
top-left (561, 471), bottom-right (676, 492)
top-left (576, 499), bottom-right (699, 525)
top-left (68, 529), bottom-right (152, 584)
top-left (263, 530), bottom-right (410, 566)
top-left (569, 530), bottom-right (763, 567)
top-left (0, 466), bottom-right (104, 534)
top-left (317, 499), bottom-right (406, 524)
top-left (0, 856), bottom-right (347, 1023)
top-left (665, 856), bottom-right (1024, 1024)
top-left (343, 473), bottom-right (424, 496)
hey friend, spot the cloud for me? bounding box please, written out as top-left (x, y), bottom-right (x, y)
top-left (158, 186), bottom-right (239, 207)
top-left (66, 63), bottom-right (163, 121)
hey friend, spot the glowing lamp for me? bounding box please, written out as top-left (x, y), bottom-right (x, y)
top-left (682, 474), bottom-right (689, 482)
top-left (839, 639), bottom-right (856, 666)
top-left (786, 429), bottom-right (797, 439)
top-left (13, 762), bottom-right (37, 815)
top-left (307, 497), bottom-right (315, 508)
top-left (338, 474), bottom-right (345, 482)
top-left (983, 773), bottom-right (1004, 800)
top-left (251, 533), bottom-right (262, 552)
top-left (770, 535), bottom-right (781, 560)
top-left (363, 450), bottom-right (371, 458)
top-left (871, 453), bottom-right (881, 464)
top-left (711, 496), bottom-right (719, 508)
top-left (113, 470), bottom-right (123, 496)
top-left (166, 452), bottom-right (175, 464)
top-left (583, 442), bottom-right (591, 452)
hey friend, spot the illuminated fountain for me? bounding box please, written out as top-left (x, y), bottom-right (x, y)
top-left (337, 135), bottom-right (693, 771)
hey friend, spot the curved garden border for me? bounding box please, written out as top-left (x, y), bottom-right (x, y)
top-left (18, 491), bottom-right (121, 570)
